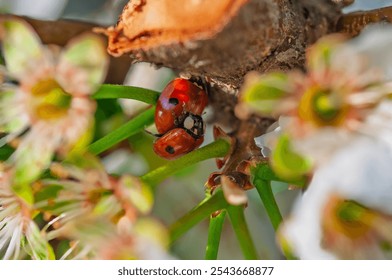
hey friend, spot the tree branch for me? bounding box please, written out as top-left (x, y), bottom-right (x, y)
top-left (101, 0), bottom-right (341, 93)
top-left (2, 1), bottom-right (343, 126)
top-left (336, 6), bottom-right (392, 37)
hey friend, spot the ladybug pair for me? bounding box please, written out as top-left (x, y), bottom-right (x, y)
top-left (153, 78), bottom-right (208, 159)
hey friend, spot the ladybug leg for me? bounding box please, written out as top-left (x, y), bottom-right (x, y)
top-left (188, 76), bottom-right (211, 96)
top-left (187, 76), bottom-right (202, 86)
top-left (200, 76), bottom-right (211, 97)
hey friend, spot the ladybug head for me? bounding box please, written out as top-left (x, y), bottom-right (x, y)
top-left (178, 112), bottom-right (205, 139)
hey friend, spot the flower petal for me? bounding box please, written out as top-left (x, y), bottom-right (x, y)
top-left (349, 25), bottom-right (392, 80)
top-left (24, 221), bottom-right (54, 260)
top-left (361, 100), bottom-right (392, 149)
top-left (133, 218), bottom-right (169, 250)
top-left (236, 72), bottom-right (291, 118)
top-left (0, 89), bottom-right (29, 134)
top-left (57, 34), bottom-right (109, 95)
top-left (271, 134), bottom-right (312, 181)
top-left (10, 131), bottom-right (57, 184)
top-left (306, 35), bottom-right (345, 73)
top-left (254, 116), bottom-right (291, 156)
top-left (280, 136), bottom-right (392, 259)
top-left (121, 175), bottom-right (154, 214)
top-left (292, 128), bottom-right (352, 167)
top-left (0, 18), bottom-right (44, 79)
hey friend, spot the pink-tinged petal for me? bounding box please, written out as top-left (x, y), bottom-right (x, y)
top-left (236, 72), bottom-right (292, 119)
top-left (1, 215), bottom-right (23, 260)
top-left (60, 116), bottom-right (95, 157)
top-left (306, 35), bottom-right (345, 74)
top-left (0, 89), bottom-right (30, 135)
top-left (0, 18), bottom-right (45, 79)
top-left (349, 26), bottom-right (392, 81)
top-left (57, 34), bottom-right (109, 96)
top-left (119, 175), bottom-right (154, 215)
top-left (25, 221), bottom-right (54, 260)
top-left (10, 128), bottom-right (59, 184)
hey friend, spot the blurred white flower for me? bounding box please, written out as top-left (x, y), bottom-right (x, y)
top-left (35, 161), bottom-right (165, 260)
top-left (0, 18), bottom-right (108, 184)
top-left (246, 26), bottom-right (392, 181)
top-left (0, 170), bottom-right (51, 259)
top-left (349, 25), bottom-right (392, 80)
top-left (93, 217), bottom-right (172, 260)
top-left (57, 215), bottom-right (172, 260)
top-left (40, 162), bottom-right (154, 241)
top-left (279, 136), bottom-right (392, 259)
top-left (360, 100), bottom-right (392, 148)
top-left (290, 32), bottom-right (389, 138)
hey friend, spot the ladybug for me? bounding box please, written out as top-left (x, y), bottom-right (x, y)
top-left (153, 128), bottom-right (204, 159)
top-left (153, 112), bottom-right (205, 159)
top-left (154, 78), bottom-right (208, 135)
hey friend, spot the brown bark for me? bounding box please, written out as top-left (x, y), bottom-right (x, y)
top-left (102, 0), bottom-right (341, 94)
top-left (98, 0), bottom-right (342, 128)
top-left (2, 1), bottom-right (343, 120)
top-left (336, 7), bottom-right (392, 37)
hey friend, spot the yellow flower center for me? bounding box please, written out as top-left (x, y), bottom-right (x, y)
top-left (333, 198), bottom-right (374, 239)
top-left (31, 79), bottom-right (72, 120)
top-left (299, 87), bottom-right (348, 127)
top-left (321, 195), bottom-right (392, 258)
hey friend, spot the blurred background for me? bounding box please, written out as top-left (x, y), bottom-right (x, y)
top-left (0, 0), bottom-right (388, 259)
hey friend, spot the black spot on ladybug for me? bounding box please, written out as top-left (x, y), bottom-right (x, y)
top-left (169, 98), bottom-right (179, 105)
top-left (165, 145), bottom-right (175, 154)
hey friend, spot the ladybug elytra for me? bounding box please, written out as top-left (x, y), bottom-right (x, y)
top-left (154, 78), bottom-right (208, 135)
top-left (152, 78), bottom-right (208, 159)
top-left (153, 128), bottom-right (204, 159)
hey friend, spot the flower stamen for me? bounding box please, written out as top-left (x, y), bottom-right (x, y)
top-left (30, 78), bottom-right (72, 120)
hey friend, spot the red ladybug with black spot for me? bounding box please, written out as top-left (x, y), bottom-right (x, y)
top-left (153, 78), bottom-right (208, 159)
top-left (154, 78), bottom-right (208, 135)
top-left (153, 127), bottom-right (204, 160)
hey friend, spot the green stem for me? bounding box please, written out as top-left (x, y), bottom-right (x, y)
top-left (252, 164), bottom-right (296, 259)
top-left (254, 162), bottom-right (306, 187)
top-left (141, 138), bottom-right (230, 186)
top-left (170, 190), bottom-right (229, 244)
top-left (253, 178), bottom-right (283, 231)
top-left (88, 107), bottom-right (155, 155)
top-left (92, 84), bottom-right (160, 104)
top-left (227, 206), bottom-right (259, 260)
top-left (205, 210), bottom-right (226, 260)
